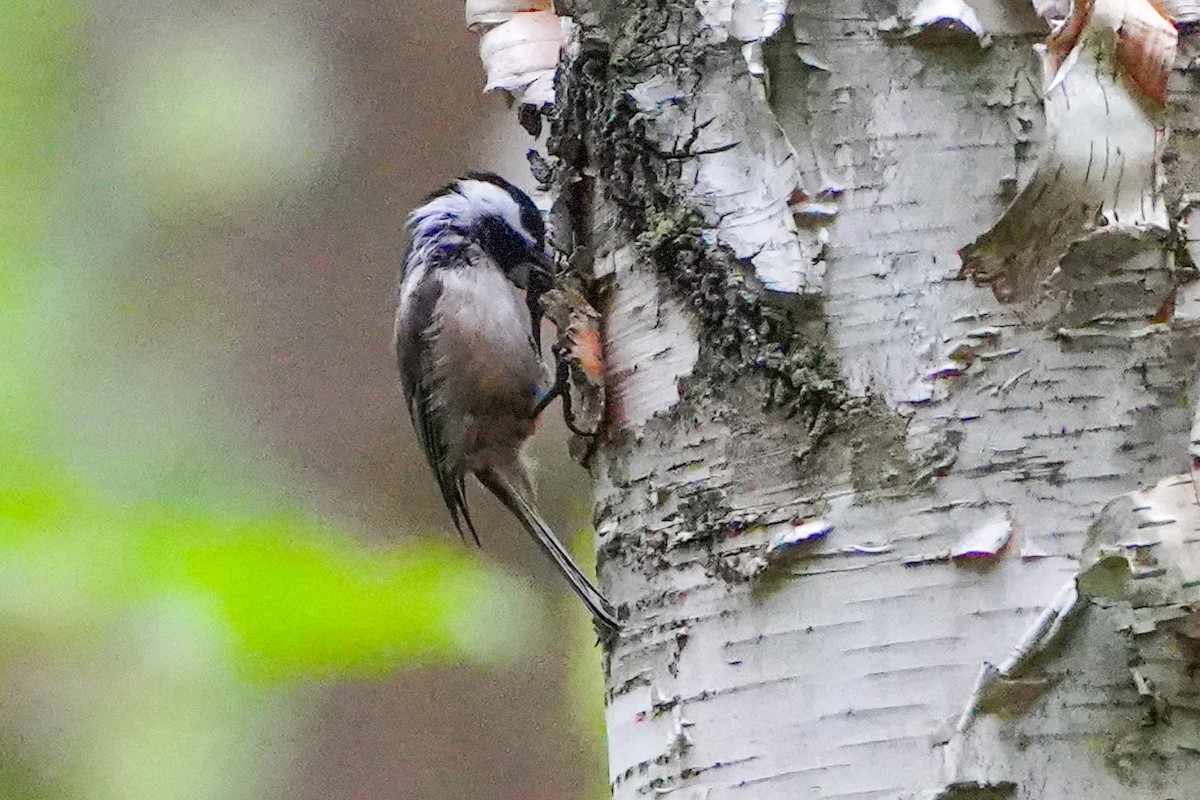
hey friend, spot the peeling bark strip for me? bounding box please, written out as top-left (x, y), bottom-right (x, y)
top-left (470, 0), bottom-right (1200, 797)
top-left (468, 0), bottom-right (564, 106)
top-left (959, 0), bottom-right (1177, 303)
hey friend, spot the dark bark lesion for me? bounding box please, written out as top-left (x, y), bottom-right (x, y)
top-left (547, 7), bottom-right (847, 437)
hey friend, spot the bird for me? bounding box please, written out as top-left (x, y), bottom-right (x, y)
top-left (393, 172), bottom-right (621, 637)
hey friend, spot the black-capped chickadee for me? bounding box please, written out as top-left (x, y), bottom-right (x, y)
top-left (394, 172), bottom-right (620, 636)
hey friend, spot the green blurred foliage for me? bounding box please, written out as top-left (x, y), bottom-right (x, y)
top-left (0, 476), bottom-right (534, 678)
top-left (0, 3), bottom-right (538, 798)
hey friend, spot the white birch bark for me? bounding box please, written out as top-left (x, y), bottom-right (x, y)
top-left (477, 0), bottom-right (1200, 797)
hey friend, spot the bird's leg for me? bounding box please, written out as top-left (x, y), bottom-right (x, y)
top-left (533, 358), bottom-right (565, 418)
top-left (535, 345), bottom-right (599, 438)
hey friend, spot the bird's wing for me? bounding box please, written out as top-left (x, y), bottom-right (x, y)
top-left (395, 268), bottom-right (481, 545)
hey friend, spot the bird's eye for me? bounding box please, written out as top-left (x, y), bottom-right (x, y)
top-left (478, 216), bottom-right (537, 282)
top-left (519, 206), bottom-right (545, 247)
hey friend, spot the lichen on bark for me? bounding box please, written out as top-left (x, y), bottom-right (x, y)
top-left (553, 57), bottom-right (847, 427)
top-left (634, 204), bottom-right (845, 427)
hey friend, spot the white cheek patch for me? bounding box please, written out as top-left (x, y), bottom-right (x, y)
top-left (455, 179), bottom-right (535, 246)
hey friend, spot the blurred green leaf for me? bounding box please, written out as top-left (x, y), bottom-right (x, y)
top-left (0, 471), bottom-right (537, 677)
top-left (157, 509), bottom-right (537, 677)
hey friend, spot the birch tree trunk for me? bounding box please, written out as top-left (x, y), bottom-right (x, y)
top-left (479, 0), bottom-right (1200, 797)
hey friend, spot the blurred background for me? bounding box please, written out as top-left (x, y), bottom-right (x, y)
top-left (2, 2), bottom-right (603, 799)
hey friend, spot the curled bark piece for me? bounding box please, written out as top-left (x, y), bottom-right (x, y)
top-left (907, 0), bottom-right (990, 45)
top-left (959, 0), bottom-right (1174, 302)
top-left (478, 10), bottom-right (564, 107)
top-left (1032, 0), bottom-right (1071, 19)
top-left (951, 516), bottom-right (1014, 561)
top-left (696, 0), bottom-right (788, 73)
top-left (465, 0), bottom-right (551, 30)
top-left (954, 580), bottom-right (1081, 732)
top-left (696, 0), bottom-right (787, 41)
top-left (1044, 0), bottom-right (1176, 104)
top-left (762, 517), bottom-right (833, 563)
top-left (1079, 474), bottom-right (1200, 600)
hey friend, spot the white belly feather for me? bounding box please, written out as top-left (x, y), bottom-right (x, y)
top-left (429, 265), bottom-right (546, 466)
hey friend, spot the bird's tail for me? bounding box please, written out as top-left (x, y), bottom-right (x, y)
top-left (476, 467), bottom-right (622, 637)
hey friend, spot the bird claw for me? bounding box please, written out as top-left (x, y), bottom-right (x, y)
top-left (536, 345), bottom-right (600, 438)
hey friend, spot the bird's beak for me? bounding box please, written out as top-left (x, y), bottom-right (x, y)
top-left (525, 250), bottom-right (555, 351)
top-left (527, 249), bottom-right (554, 294)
